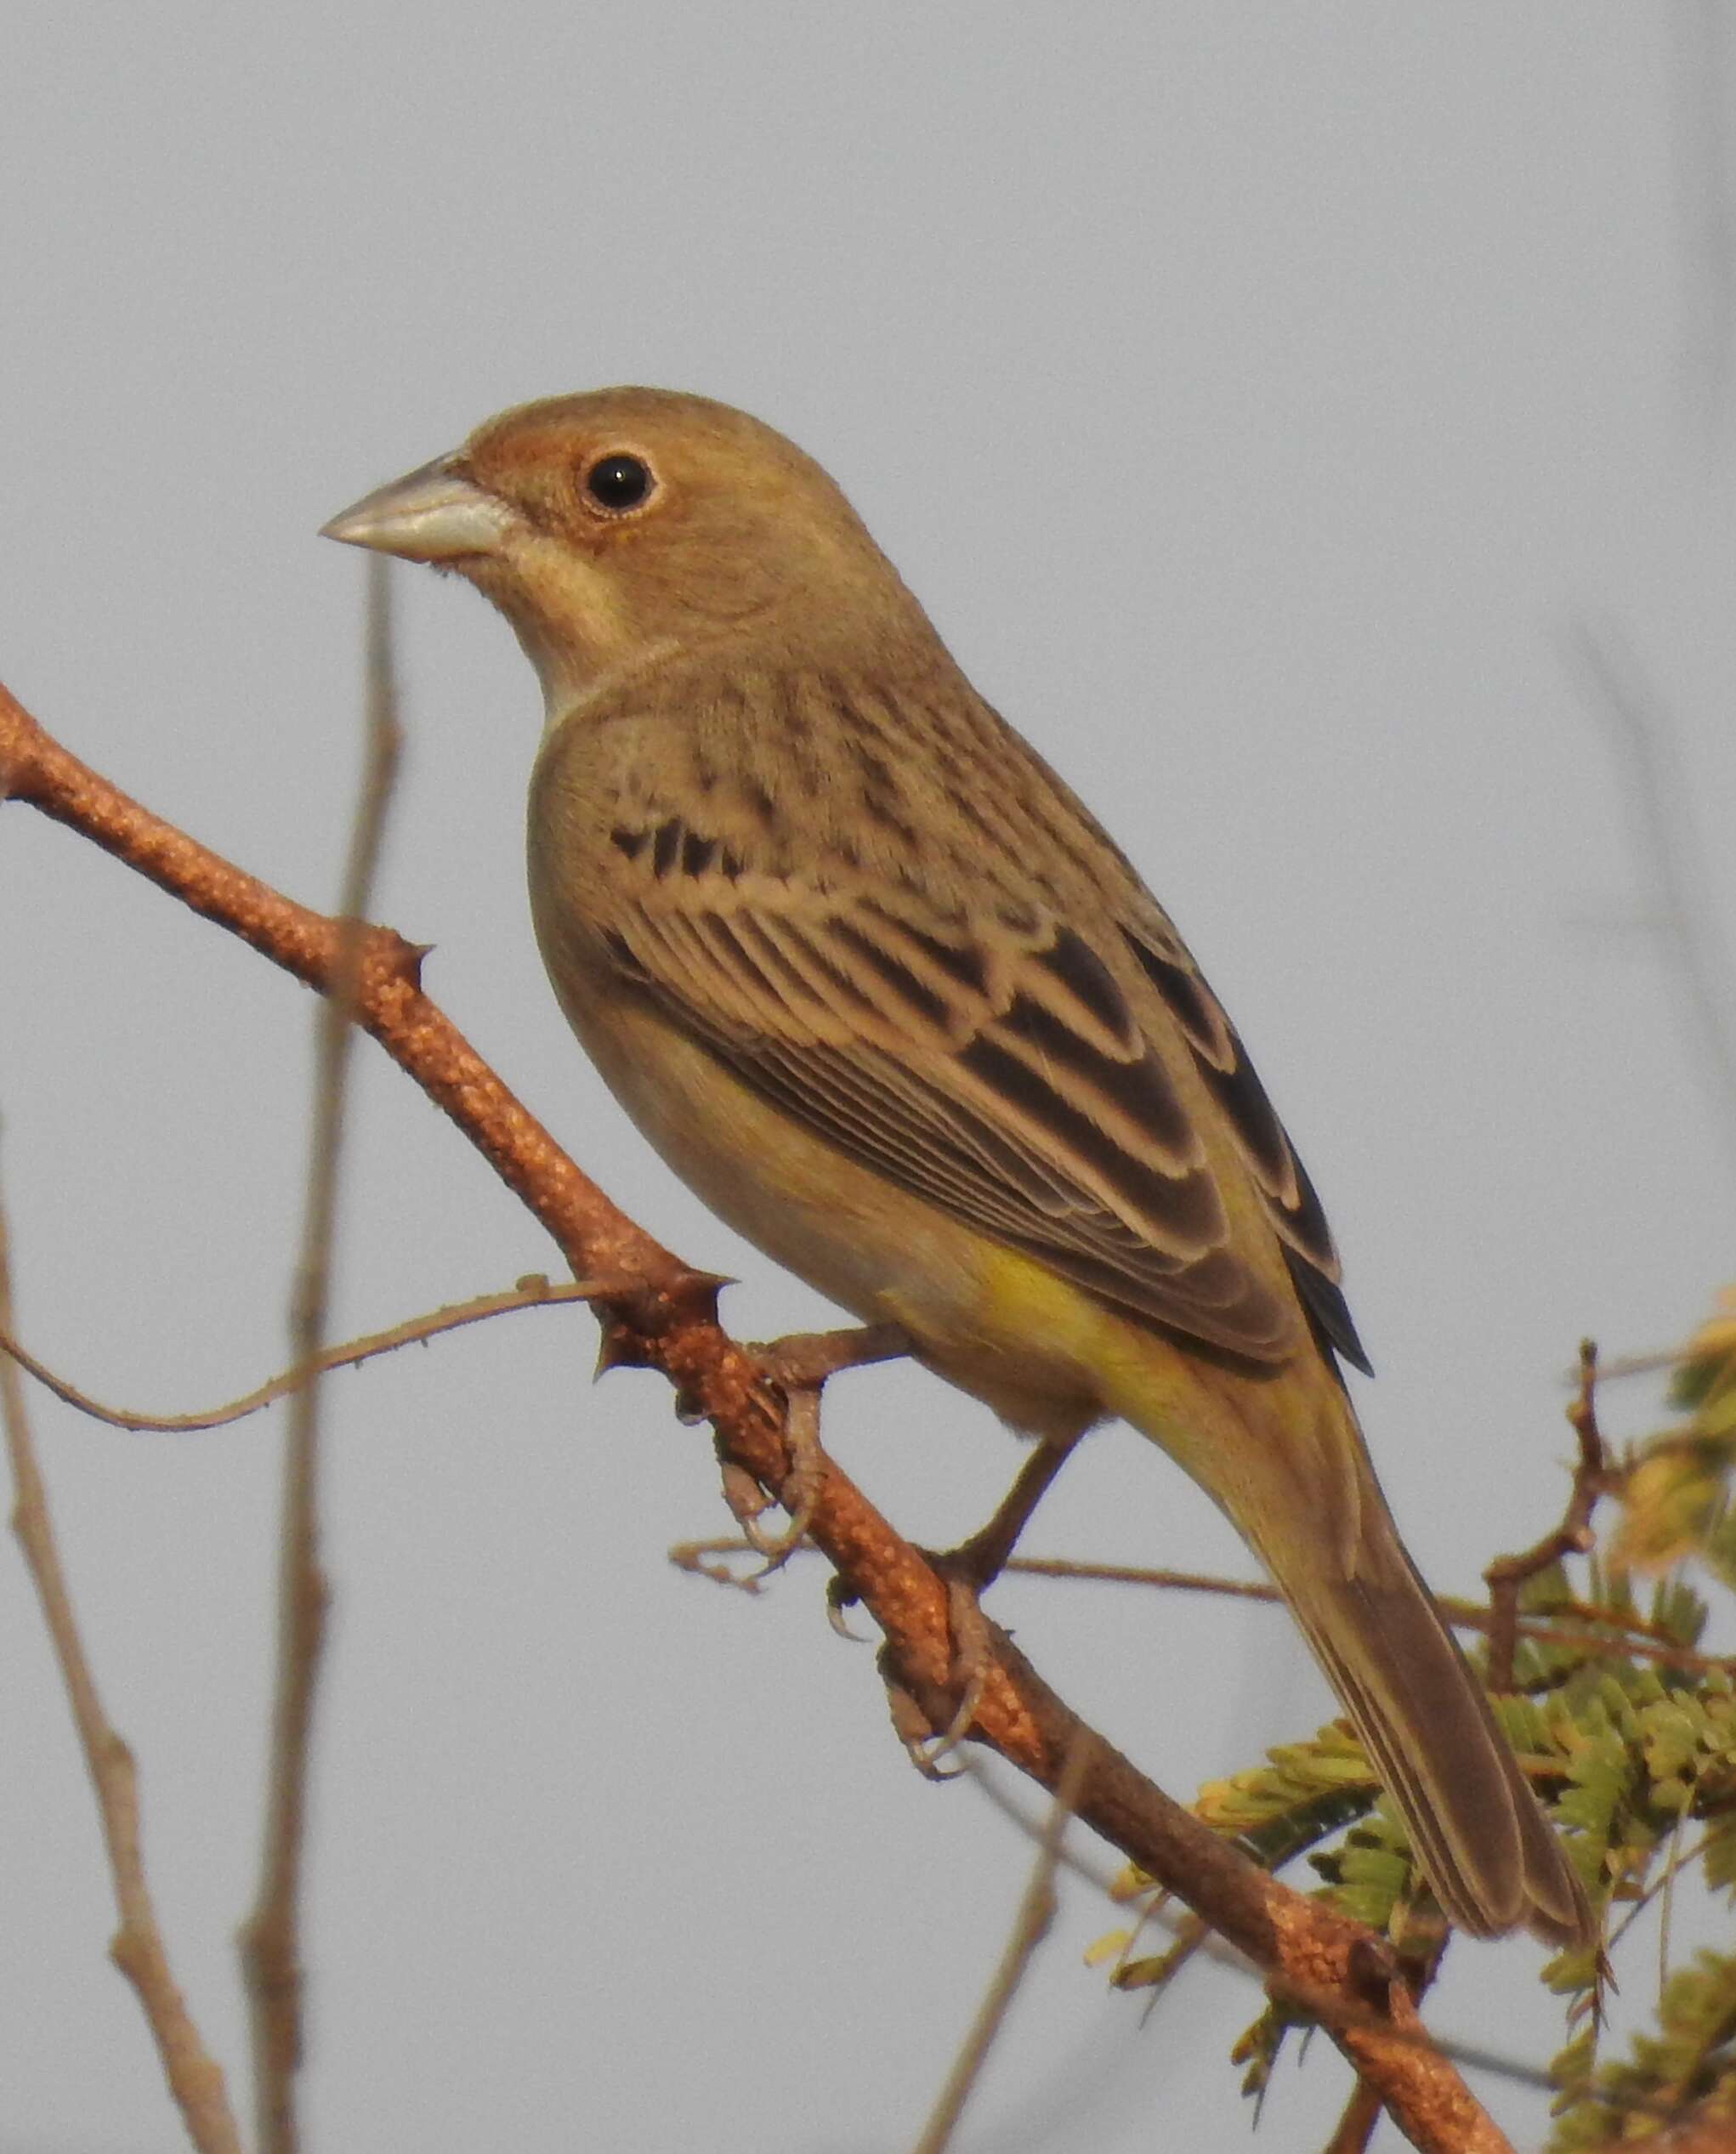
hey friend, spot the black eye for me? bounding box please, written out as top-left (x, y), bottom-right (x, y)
top-left (583, 452), bottom-right (654, 512)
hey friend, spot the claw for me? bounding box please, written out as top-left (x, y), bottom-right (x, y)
top-left (826, 1576), bottom-right (868, 1642)
top-left (878, 1571), bottom-right (996, 1776)
top-left (924, 1574), bottom-right (994, 1766)
top-left (744, 1391), bottom-right (825, 1577)
top-left (702, 1324), bottom-right (907, 1597)
top-left (737, 1511), bottom-right (788, 1557)
top-left (884, 1665), bottom-right (970, 1778)
top-left (720, 1325), bottom-right (896, 1570)
top-left (718, 1460), bottom-right (775, 1542)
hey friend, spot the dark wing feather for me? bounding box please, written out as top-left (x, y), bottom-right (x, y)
top-left (1119, 920), bottom-right (1370, 1373)
top-left (599, 818), bottom-right (1318, 1363)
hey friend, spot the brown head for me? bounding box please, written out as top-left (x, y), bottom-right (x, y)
top-left (322, 388), bottom-right (920, 712)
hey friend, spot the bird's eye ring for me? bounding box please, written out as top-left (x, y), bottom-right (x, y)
top-left (582, 451), bottom-right (655, 513)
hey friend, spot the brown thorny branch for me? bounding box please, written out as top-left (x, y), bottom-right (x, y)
top-left (0, 682), bottom-right (1518, 2154)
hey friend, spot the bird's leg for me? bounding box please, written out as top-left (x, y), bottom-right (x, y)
top-left (903, 1433), bottom-right (1083, 1771)
top-left (735, 1321), bottom-right (911, 1571)
top-left (940, 1433), bottom-right (1081, 1594)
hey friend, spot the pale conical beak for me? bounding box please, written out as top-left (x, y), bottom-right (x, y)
top-left (320, 455), bottom-right (515, 563)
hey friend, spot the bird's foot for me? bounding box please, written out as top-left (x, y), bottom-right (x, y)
top-left (731, 1321), bottom-right (911, 1574)
top-left (883, 1437), bottom-right (1078, 1771)
top-left (747, 1320), bottom-right (911, 1392)
top-left (726, 1388), bottom-right (825, 1573)
top-left (886, 1556), bottom-right (997, 1777)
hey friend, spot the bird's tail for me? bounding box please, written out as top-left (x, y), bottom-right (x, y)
top-left (1272, 1493), bottom-right (1589, 1945)
top-left (1161, 1366), bottom-right (1592, 1947)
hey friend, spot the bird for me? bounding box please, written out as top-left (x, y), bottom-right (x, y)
top-left (322, 387), bottom-right (1591, 1947)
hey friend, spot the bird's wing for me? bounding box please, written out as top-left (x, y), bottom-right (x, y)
top-left (1115, 909), bottom-right (1368, 1370)
top-left (596, 812), bottom-right (1368, 1371)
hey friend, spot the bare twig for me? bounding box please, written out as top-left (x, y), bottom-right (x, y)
top-left (0, 678), bottom-right (1512, 2154)
top-left (1671, 0), bottom-right (1736, 446)
top-left (912, 1735), bottom-right (1093, 2154)
top-left (667, 1534), bottom-right (773, 1594)
top-left (1323, 2079), bottom-right (1387, 2154)
top-left (0, 1174), bottom-right (243, 2153)
top-left (1592, 1341), bottom-right (1703, 1385)
top-left (0, 1277), bottom-right (624, 1434)
top-left (678, 1535), bottom-right (1736, 1677)
top-left (1004, 1555), bottom-right (1292, 1604)
top-left (240, 558), bottom-right (402, 2154)
top-left (1484, 1341), bottom-right (1611, 1692)
top-left (1565, 617), bottom-right (1736, 1182)
top-left (1108, 1907), bottom-right (1214, 1997)
top-left (958, 1755), bottom-right (1124, 1899)
top-left (1603, 1830), bottom-right (1716, 1963)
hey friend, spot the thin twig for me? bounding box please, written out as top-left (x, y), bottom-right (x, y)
top-left (677, 1534), bottom-right (1736, 1677)
top-left (1323, 2079), bottom-right (1387, 2154)
top-left (0, 1277), bottom-right (626, 1434)
top-left (1109, 1907), bottom-right (1214, 1998)
top-left (1671, 0), bottom-right (1736, 447)
top-left (240, 558), bottom-right (402, 2154)
top-left (1603, 1831), bottom-right (1716, 1963)
top-left (0, 677), bottom-right (1512, 2154)
top-left (911, 1734), bottom-right (1094, 2154)
top-left (1005, 1556), bottom-right (1295, 1603)
top-left (1565, 616), bottom-right (1736, 1182)
top-left (0, 1170), bottom-right (243, 2153)
top-left (960, 1755), bottom-right (1124, 1899)
top-left (1591, 1342), bottom-right (1702, 1385)
top-left (1484, 1341), bottom-right (1611, 1692)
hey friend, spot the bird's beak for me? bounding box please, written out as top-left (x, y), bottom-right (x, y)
top-left (320, 455), bottom-right (514, 564)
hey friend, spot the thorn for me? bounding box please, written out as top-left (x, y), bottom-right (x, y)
top-left (664, 1268), bottom-right (732, 1327)
top-left (593, 1320), bottom-right (650, 1379)
top-left (381, 932), bottom-right (434, 989)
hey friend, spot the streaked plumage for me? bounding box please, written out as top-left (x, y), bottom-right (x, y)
top-left (323, 388), bottom-right (1591, 1947)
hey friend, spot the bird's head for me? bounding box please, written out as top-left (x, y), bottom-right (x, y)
top-left (322, 387), bottom-right (910, 715)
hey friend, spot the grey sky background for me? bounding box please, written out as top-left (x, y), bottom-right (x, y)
top-left (3, 7), bottom-right (1733, 2150)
